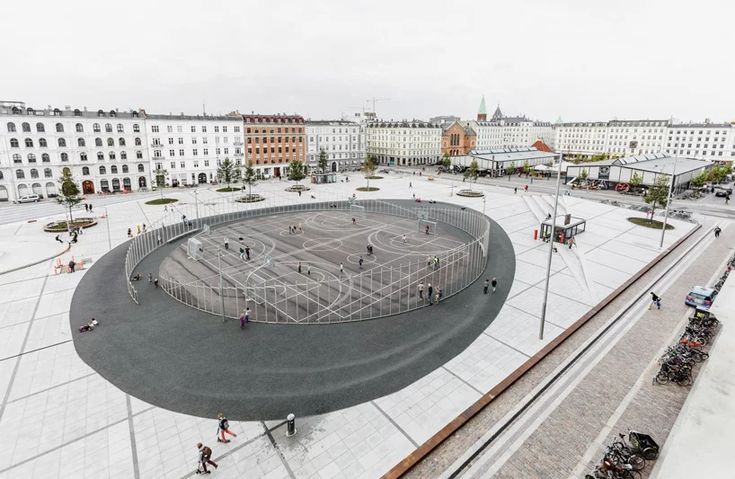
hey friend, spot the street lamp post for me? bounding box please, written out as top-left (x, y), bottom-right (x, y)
top-left (539, 154), bottom-right (564, 340)
top-left (103, 206), bottom-right (112, 251)
top-left (659, 158), bottom-right (678, 249)
top-left (194, 188), bottom-right (200, 224)
top-left (218, 249), bottom-right (226, 322)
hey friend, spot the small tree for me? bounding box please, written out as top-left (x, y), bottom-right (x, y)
top-left (288, 160), bottom-right (306, 186)
top-left (318, 148), bottom-right (328, 173)
top-left (154, 167), bottom-right (169, 200)
top-left (505, 162), bottom-right (515, 180)
top-left (464, 159), bottom-right (479, 191)
top-left (217, 157), bottom-right (240, 190)
top-left (57, 168), bottom-right (81, 227)
top-left (522, 160), bottom-right (531, 175)
top-left (362, 155), bottom-right (377, 189)
top-left (644, 175), bottom-right (670, 223)
top-left (691, 172), bottom-right (707, 188)
top-left (579, 168), bottom-right (589, 182)
top-left (441, 153), bottom-right (451, 169)
top-left (242, 160), bottom-right (257, 198)
top-left (629, 171), bottom-right (643, 190)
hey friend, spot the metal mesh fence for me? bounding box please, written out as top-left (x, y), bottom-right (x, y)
top-left (125, 195), bottom-right (491, 323)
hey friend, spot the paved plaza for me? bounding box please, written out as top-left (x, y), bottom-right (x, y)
top-left (0, 172), bottom-right (695, 478)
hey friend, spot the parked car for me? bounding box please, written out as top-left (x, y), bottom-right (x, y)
top-left (14, 194), bottom-right (40, 204)
top-left (685, 286), bottom-right (717, 310)
top-left (714, 186), bottom-right (732, 197)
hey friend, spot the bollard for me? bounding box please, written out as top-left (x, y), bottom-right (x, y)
top-left (286, 413), bottom-right (296, 437)
top-left (533, 229), bottom-right (538, 241)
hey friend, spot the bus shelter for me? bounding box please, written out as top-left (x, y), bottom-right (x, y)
top-left (540, 215), bottom-right (586, 243)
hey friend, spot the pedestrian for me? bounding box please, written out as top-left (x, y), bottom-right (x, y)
top-left (196, 443), bottom-right (217, 474)
top-left (245, 246), bottom-right (251, 260)
top-left (142, 224), bottom-right (147, 233)
top-left (514, 187), bottom-right (517, 194)
top-left (427, 283), bottom-right (433, 304)
top-left (298, 224), bottom-right (303, 233)
top-left (298, 262), bottom-right (302, 274)
top-left (339, 262), bottom-right (344, 275)
top-left (127, 228), bottom-right (132, 238)
top-left (352, 217), bottom-right (356, 225)
top-left (358, 256), bottom-right (363, 270)
top-left (148, 272), bottom-right (153, 284)
top-left (68, 259), bottom-right (76, 273)
top-left (402, 234), bottom-right (407, 244)
top-left (412, 193), bottom-right (416, 199)
top-left (714, 226), bottom-right (722, 238)
top-left (217, 413), bottom-right (237, 443)
top-left (307, 263), bottom-right (311, 275)
top-left (434, 289), bottom-right (441, 305)
top-left (157, 234), bottom-right (162, 245)
top-left (182, 215), bottom-right (187, 225)
top-left (524, 184), bottom-right (528, 192)
top-left (288, 225), bottom-right (292, 234)
top-left (409, 181), bottom-right (412, 188)
top-left (239, 309), bottom-right (249, 329)
top-left (55, 234), bottom-right (64, 244)
top-left (726, 195), bottom-right (730, 205)
top-left (649, 292), bottom-right (661, 310)
top-left (427, 256), bottom-right (432, 268)
top-left (418, 280), bottom-right (424, 299)
top-left (239, 247), bottom-right (245, 260)
top-left (483, 278), bottom-right (489, 294)
top-left (89, 204), bottom-right (93, 213)
top-left (164, 205), bottom-right (168, 212)
top-left (224, 238), bottom-right (229, 250)
top-left (84, 203), bottom-right (88, 212)
top-left (491, 277), bottom-right (497, 293)
top-left (154, 278), bottom-right (159, 288)
top-left (298, 190), bottom-right (302, 197)
top-left (136, 224), bottom-right (141, 235)
top-left (425, 225), bottom-right (430, 235)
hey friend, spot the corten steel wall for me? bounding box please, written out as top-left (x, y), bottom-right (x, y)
top-left (124, 197), bottom-right (491, 324)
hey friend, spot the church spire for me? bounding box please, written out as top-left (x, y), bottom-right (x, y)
top-left (491, 104), bottom-right (503, 121)
top-left (477, 96), bottom-right (487, 121)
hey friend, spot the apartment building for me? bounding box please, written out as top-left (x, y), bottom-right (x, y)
top-left (467, 103), bottom-right (555, 151)
top-left (305, 120), bottom-right (364, 173)
top-left (555, 119), bottom-right (669, 158)
top-left (243, 114), bottom-right (305, 178)
top-left (665, 122), bottom-right (734, 160)
top-left (365, 120), bottom-right (441, 166)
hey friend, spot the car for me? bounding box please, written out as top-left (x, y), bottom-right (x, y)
top-left (14, 194), bottom-right (40, 204)
top-left (714, 186), bottom-right (732, 197)
top-left (685, 286), bottom-right (717, 310)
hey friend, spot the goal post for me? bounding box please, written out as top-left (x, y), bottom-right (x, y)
top-left (187, 238), bottom-right (203, 260)
top-left (418, 219), bottom-right (438, 235)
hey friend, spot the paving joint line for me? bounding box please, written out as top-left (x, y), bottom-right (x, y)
top-left (126, 395), bottom-right (141, 479)
top-left (261, 420), bottom-right (297, 479)
top-left (7, 372), bottom-right (97, 404)
top-left (482, 333), bottom-right (532, 358)
top-left (442, 366), bottom-right (484, 395)
top-left (0, 339), bottom-right (73, 363)
top-left (371, 400), bottom-right (419, 448)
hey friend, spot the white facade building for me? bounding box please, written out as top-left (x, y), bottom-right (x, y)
top-left (466, 105), bottom-right (555, 151)
top-left (144, 113), bottom-right (244, 187)
top-left (305, 120), bottom-right (364, 172)
top-left (0, 101), bottom-right (150, 202)
top-left (665, 122), bottom-right (735, 161)
top-left (365, 120), bottom-right (441, 166)
top-left (555, 119), bottom-right (669, 158)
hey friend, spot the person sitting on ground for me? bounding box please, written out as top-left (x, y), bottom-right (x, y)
top-left (131, 273), bottom-right (142, 281)
top-left (79, 318), bottom-right (99, 333)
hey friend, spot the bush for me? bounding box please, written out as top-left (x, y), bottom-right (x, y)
top-left (44, 218), bottom-right (97, 232)
top-left (216, 187), bottom-right (240, 193)
top-left (356, 187), bottom-right (380, 192)
top-left (235, 194), bottom-right (266, 203)
top-left (145, 198), bottom-right (179, 205)
top-left (627, 217), bottom-right (674, 230)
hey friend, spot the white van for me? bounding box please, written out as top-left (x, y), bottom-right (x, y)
top-left (15, 194), bottom-right (40, 204)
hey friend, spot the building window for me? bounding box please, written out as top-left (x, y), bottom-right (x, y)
top-left (107, 138), bottom-right (114, 147)
top-left (41, 153), bottom-right (50, 163)
top-left (7, 122), bottom-right (16, 132)
top-left (10, 138), bottom-right (18, 148)
top-left (193, 149), bottom-right (198, 156)
top-left (117, 124), bottom-right (124, 133)
top-left (39, 138), bottom-right (47, 147)
top-left (24, 138), bottom-right (33, 147)
top-left (99, 166), bottom-right (106, 175)
top-left (191, 125), bottom-right (196, 133)
top-left (44, 168), bottom-right (52, 178)
top-left (58, 138), bottom-right (67, 147)
top-left (119, 138), bottom-right (126, 146)
top-left (22, 122), bottom-right (30, 132)
top-left (61, 153), bottom-right (68, 162)
top-left (80, 152), bottom-right (88, 161)
top-left (78, 138), bottom-right (86, 147)
top-left (75, 123), bottom-right (84, 132)
top-left (28, 153), bottom-right (36, 163)
top-left (136, 151), bottom-right (143, 159)
top-left (16, 170), bottom-right (25, 179)
top-left (135, 137), bottom-right (141, 146)
top-left (93, 123), bottom-right (101, 132)
top-left (82, 166), bottom-right (90, 175)
top-left (133, 124), bottom-right (140, 132)
top-left (151, 125), bottom-right (159, 133)
top-left (105, 123), bottom-right (112, 133)
top-left (122, 165), bottom-right (129, 173)
top-left (137, 163), bottom-right (145, 172)
top-left (109, 151), bottom-right (116, 160)
top-left (36, 122), bottom-right (45, 133)
top-left (179, 149), bottom-right (184, 156)
top-left (97, 152), bottom-right (104, 161)
top-left (12, 154), bottom-right (21, 163)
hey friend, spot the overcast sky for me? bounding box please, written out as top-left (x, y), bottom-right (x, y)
top-left (2, 0), bottom-right (733, 123)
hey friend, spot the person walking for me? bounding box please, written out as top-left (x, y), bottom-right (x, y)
top-left (127, 228), bottom-right (132, 238)
top-left (649, 292), bottom-right (661, 309)
top-left (402, 234), bottom-right (407, 244)
top-left (514, 187), bottom-right (517, 194)
top-left (491, 277), bottom-right (498, 293)
top-left (483, 278), bottom-right (489, 294)
top-left (307, 263), bottom-right (311, 275)
top-left (434, 288), bottom-right (441, 305)
top-left (358, 256), bottom-right (363, 270)
top-left (298, 262), bottom-right (302, 274)
top-left (409, 181), bottom-right (412, 188)
top-left (714, 226), bottom-right (722, 238)
top-left (239, 247), bottom-right (245, 260)
top-left (418, 280), bottom-right (424, 299)
top-left (68, 259), bottom-right (76, 273)
top-left (154, 278), bottom-right (159, 288)
top-left (339, 262), bottom-right (344, 275)
top-left (157, 234), bottom-right (162, 245)
top-left (196, 443), bottom-right (217, 474)
top-left (524, 184), bottom-right (528, 192)
top-left (217, 413), bottom-right (237, 443)
top-left (238, 307), bottom-right (250, 329)
top-left (224, 238), bottom-right (229, 250)
top-left (55, 234), bottom-right (64, 244)
top-left (427, 283), bottom-right (433, 304)
top-left (245, 246), bottom-right (251, 260)
top-left (136, 224), bottom-right (141, 235)
top-left (148, 272), bottom-right (153, 284)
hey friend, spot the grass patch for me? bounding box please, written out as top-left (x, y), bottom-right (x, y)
top-left (627, 217), bottom-right (674, 230)
top-left (356, 187), bottom-right (380, 192)
top-left (456, 189), bottom-right (484, 197)
top-left (145, 198), bottom-right (179, 205)
top-left (216, 187), bottom-right (240, 192)
top-left (365, 175), bottom-right (383, 180)
top-left (235, 194), bottom-right (266, 203)
top-left (44, 218), bottom-right (97, 232)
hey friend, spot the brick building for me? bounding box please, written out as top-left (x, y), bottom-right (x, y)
top-left (243, 114), bottom-right (305, 178)
top-left (441, 120), bottom-right (476, 157)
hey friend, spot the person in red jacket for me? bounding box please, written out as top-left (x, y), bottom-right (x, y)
top-left (217, 413), bottom-right (237, 443)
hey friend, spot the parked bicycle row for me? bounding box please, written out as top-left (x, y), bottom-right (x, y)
top-left (713, 251), bottom-right (735, 293)
top-left (654, 310), bottom-right (719, 386)
top-left (585, 430), bottom-right (660, 479)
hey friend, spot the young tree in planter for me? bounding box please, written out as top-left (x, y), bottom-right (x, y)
top-left (217, 157), bottom-right (240, 191)
top-left (629, 171), bottom-right (643, 191)
top-left (464, 158), bottom-right (479, 191)
top-left (522, 160), bottom-right (531, 175)
top-left (362, 155), bottom-right (377, 190)
top-left (57, 168), bottom-right (82, 228)
top-left (579, 168), bottom-right (589, 183)
top-left (505, 162), bottom-right (515, 181)
top-left (441, 153), bottom-right (451, 170)
top-left (154, 167), bottom-right (169, 200)
top-left (318, 148), bottom-right (329, 174)
top-left (241, 160), bottom-right (257, 199)
top-left (691, 172), bottom-right (707, 188)
top-left (644, 175), bottom-right (670, 224)
top-left (288, 160), bottom-right (306, 187)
